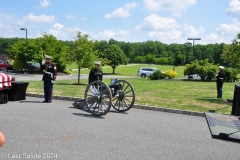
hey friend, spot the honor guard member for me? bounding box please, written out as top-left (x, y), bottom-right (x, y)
top-left (216, 66), bottom-right (225, 98)
top-left (42, 55), bottom-right (57, 103)
top-left (88, 61), bottom-right (103, 84)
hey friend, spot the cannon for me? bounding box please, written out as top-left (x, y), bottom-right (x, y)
top-left (73, 80), bottom-right (135, 116)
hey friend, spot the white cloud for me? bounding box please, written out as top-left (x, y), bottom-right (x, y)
top-left (43, 25), bottom-right (88, 41)
top-left (148, 29), bottom-right (182, 42)
top-left (52, 23), bottom-right (64, 30)
top-left (104, 8), bottom-right (129, 19)
top-left (0, 23), bottom-right (19, 38)
top-left (202, 33), bottom-right (226, 44)
top-left (216, 21), bottom-right (240, 36)
top-left (104, 2), bottom-right (138, 19)
top-left (48, 23), bottom-right (66, 38)
top-left (182, 25), bottom-right (205, 37)
top-left (134, 14), bottom-right (209, 43)
top-left (134, 14), bottom-right (183, 43)
top-left (124, 2), bottom-right (139, 9)
top-left (227, 0), bottom-right (240, 18)
top-left (92, 29), bottom-right (130, 41)
top-left (66, 14), bottom-right (76, 20)
top-left (22, 13), bottom-right (55, 23)
top-left (38, 0), bottom-right (50, 8)
top-left (0, 23), bottom-right (10, 30)
top-left (135, 14), bottom-right (179, 31)
top-left (143, 0), bottom-right (196, 17)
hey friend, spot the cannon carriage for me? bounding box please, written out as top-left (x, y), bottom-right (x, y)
top-left (73, 80), bottom-right (135, 116)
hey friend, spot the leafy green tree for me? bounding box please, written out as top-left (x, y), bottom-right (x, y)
top-left (103, 45), bottom-right (128, 74)
top-left (13, 53), bottom-right (24, 70)
top-left (0, 37), bottom-right (23, 55)
top-left (169, 44), bottom-right (185, 71)
top-left (222, 33), bottom-right (240, 71)
top-left (173, 53), bottom-right (185, 71)
top-left (70, 32), bottom-right (96, 84)
top-left (224, 68), bottom-right (239, 82)
top-left (36, 34), bottom-right (69, 72)
top-left (213, 43), bottom-right (225, 65)
top-left (95, 40), bottom-right (109, 54)
top-left (7, 39), bottom-right (33, 70)
top-left (119, 42), bottom-right (135, 63)
top-left (108, 39), bottom-right (118, 45)
top-left (155, 57), bottom-right (169, 65)
top-left (145, 41), bottom-right (158, 55)
top-left (145, 54), bottom-right (155, 64)
top-left (184, 42), bottom-right (192, 64)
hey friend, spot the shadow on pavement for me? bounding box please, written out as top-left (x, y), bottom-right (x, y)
top-left (108, 110), bottom-right (129, 115)
top-left (55, 82), bottom-right (87, 86)
top-left (69, 106), bottom-right (129, 115)
top-left (19, 100), bottom-right (43, 103)
top-left (72, 113), bottom-right (104, 119)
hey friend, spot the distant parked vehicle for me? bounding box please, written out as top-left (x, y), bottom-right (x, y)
top-left (27, 62), bottom-right (40, 71)
top-left (137, 67), bottom-right (159, 78)
top-left (6, 63), bottom-right (13, 71)
top-left (0, 60), bottom-right (8, 70)
top-left (184, 74), bottom-right (201, 80)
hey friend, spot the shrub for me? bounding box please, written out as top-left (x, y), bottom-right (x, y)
top-left (164, 70), bottom-right (178, 79)
top-left (225, 68), bottom-right (238, 82)
top-left (63, 69), bottom-right (72, 75)
top-left (149, 70), bottom-right (166, 80)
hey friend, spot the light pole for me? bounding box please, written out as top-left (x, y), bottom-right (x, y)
top-left (187, 38), bottom-right (201, 60)
top-left (20, 28), bottom-right (28, 70)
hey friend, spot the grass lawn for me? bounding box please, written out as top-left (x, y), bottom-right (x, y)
top-left (27, 77), bottom-right (237, 115)
top-left (67, 64), bottom-right (186, 78)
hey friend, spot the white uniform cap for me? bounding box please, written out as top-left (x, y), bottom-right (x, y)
top-left (219, 66), bottom-right (224, 69)
top-left (45, 55), bottom-right (51, 59)
top-left (94, 61), bottom-right (101, 65)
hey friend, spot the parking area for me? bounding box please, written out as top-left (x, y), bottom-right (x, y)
top-left (0, 96), bottom-right (239, 160)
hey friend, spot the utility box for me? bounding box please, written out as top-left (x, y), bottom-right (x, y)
top-left (231, 84), bottom-right (240, 116)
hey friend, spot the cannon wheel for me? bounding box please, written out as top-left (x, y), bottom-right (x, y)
top-left (112, 80), bottom-right (135, 112)
top-left (84, 81), bottom-right (112, 116)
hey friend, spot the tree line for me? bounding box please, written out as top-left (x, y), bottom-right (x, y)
top-left (0, 32), bottom-right (239, 78)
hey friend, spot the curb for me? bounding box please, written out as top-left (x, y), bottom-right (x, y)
top-left (26, 93), bottom-right (205, 117)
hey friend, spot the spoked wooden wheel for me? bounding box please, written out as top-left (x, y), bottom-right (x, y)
top-left (85, 81), bottom-right (112, 116)
top-left (112, 80), bottom-right (135, 112)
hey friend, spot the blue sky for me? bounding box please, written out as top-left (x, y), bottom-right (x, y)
top-left (0, 0), bottom-right (240, 44)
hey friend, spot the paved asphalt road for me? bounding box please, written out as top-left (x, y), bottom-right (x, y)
top-left (0, 97), bottom-right (240, 160)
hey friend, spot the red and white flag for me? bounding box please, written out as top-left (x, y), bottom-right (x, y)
top-left (0, 73), bottom-right (12, 89)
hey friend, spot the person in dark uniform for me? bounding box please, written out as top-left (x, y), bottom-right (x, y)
top-left (88, 61), bottom-right (103, 108)
top-left (42, 55), bottom-right (57, 103)
top-left (88, 61), bottom-right (103, 84)
top-left (216, 66), bottom-right (225, 98)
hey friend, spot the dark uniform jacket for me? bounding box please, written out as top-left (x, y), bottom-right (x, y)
top-left (42, 63), bottom-right (57, 82)
top-left (216, 71), bottom-right (225, 83)
top-left (88, 68), bottom-right (103, 84)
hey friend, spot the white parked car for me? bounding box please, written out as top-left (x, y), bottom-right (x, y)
top-left (184, 74), bottom-right (201, 80)
top-left (137, 67), bottom-right (158, 78)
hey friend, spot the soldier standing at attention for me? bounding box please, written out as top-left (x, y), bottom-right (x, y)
top-left (88, 61), bottom-right (103, 84)
top-left (216, 66), bottom-right (225, 98)
top-left (42, 55), bottom-right (57, 103)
